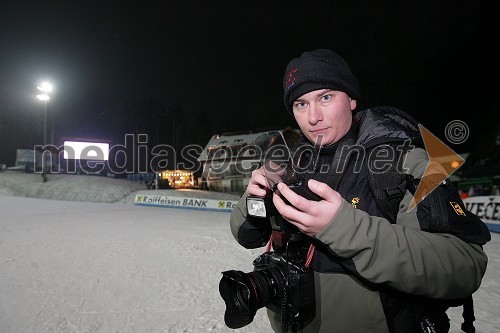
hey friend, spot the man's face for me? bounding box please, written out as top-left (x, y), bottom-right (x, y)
top-left (292, 89), bottom-right (356, 146)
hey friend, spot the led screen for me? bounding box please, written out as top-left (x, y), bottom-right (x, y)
top-left (64, 141), bottom-right (109, 161)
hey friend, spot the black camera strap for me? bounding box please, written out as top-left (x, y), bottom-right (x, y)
top-left (322, 136), bottom-right (356, 191)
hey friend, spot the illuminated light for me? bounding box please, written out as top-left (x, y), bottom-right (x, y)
top-left (247, 198), bottom-right (267, 218)
top-left (63, 141), bottom-right (109, 161)
top-left (451, 161), bottom-right (460, 169)
top-left (37, 82), bottom-right (53, 93)
top-left (37, 94), bottom-right (50, 101)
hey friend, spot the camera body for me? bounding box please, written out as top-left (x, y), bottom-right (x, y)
top-left (255, 244), bottom-right (315, 326)
top-left (219, 130), bottom-right (318, 329)
top-left (219, 207), bottom-right (316, 329)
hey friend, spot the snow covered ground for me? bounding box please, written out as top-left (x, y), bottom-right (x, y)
top-left (0, 171), bottom-right (498, 332)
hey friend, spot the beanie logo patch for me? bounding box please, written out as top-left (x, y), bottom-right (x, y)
top-left (285, 68), bottom-right (298, 90)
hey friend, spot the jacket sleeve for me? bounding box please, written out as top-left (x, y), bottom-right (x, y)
top-left (315, 148), bottom-right (489, 299)
top-left (230, 191), bottom-right (272, 249)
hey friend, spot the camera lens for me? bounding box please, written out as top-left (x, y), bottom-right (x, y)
top-left (219, 267), bottom-right (284, 329)
top-left (235, 280), bottom-right (251, 312)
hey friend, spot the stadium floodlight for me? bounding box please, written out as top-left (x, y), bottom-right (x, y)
top-left (36, 81), bottom-right (52, 183)
top-left (37, 82), bottom-right (53, 93)
top-left (37, 93), bottom-right (50, 101)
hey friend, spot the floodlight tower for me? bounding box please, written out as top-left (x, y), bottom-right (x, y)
top-left (37, 82), bottom-right (52, 182)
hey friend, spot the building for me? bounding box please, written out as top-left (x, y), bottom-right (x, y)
top-left (156, 170), bottom-right (195, 189)
top-left (198, 128), bottom-right (300, 194)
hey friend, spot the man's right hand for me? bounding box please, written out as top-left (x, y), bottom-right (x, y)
top-left (246, 167), bottom-right (270, 197)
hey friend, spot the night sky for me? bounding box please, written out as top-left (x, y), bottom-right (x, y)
top-left (0, 1), bottom-right (496, 167)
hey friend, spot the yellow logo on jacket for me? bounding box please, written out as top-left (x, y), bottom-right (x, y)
top-left (351, 197), bottom-right (360, 209)
top-left (450, 202), bottom-right (466, 216)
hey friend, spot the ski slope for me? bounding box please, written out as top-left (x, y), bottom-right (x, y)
top-left (0, 173), bottom-right (498, 332)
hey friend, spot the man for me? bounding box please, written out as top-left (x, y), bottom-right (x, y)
top-left (229, 49), bottom-right (490, 332)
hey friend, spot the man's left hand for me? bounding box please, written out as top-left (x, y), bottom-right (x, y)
top-left (272, 179), bottom-right (343, 236)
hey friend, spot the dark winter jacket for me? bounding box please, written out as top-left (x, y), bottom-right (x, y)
top-left (229, 107), bottom-right (489, 333)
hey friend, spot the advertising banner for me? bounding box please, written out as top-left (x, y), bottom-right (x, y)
top-left (464, 196), bottom-right (500, 233)
top-left (135, 194), bottom-right (238, 212)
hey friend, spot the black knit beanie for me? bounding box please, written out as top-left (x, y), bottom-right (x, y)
top-left (283, 49), bottom-right (361, 113)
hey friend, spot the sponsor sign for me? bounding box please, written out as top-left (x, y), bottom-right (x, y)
top-left (464, 196), bottom-right (500, 233)
top-left (134, 194), bottom-right (238, 212)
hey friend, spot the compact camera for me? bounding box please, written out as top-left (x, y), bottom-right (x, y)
top-left (219, 131), bottom-right (317, 329)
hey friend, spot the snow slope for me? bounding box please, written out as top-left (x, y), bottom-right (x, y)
top-left (0, 172), bottom-right (498, 332)
top-left (0, 172), bottom-right (145, 202)
top-left (0, 172), bottom-right (240, 203)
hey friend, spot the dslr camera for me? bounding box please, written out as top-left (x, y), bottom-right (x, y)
top-left (219, 131), bottom-right (318, 329)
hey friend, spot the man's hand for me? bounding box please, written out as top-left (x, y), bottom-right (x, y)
top-left (272, 179), bottom-right (343, 236)
top-left (246, 167), bottom-right (270, 197)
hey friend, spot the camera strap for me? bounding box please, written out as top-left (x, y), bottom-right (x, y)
top-left (293, 137), bottom-right (357, 269)
top-left (264, 234), bottom-right (316, 268)
top-left (262, 133), bottom-right (358, 270)
top-left (304, 244), bottom-right (315, 268)
top-left (322, 136), bottom-right (357, 191)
